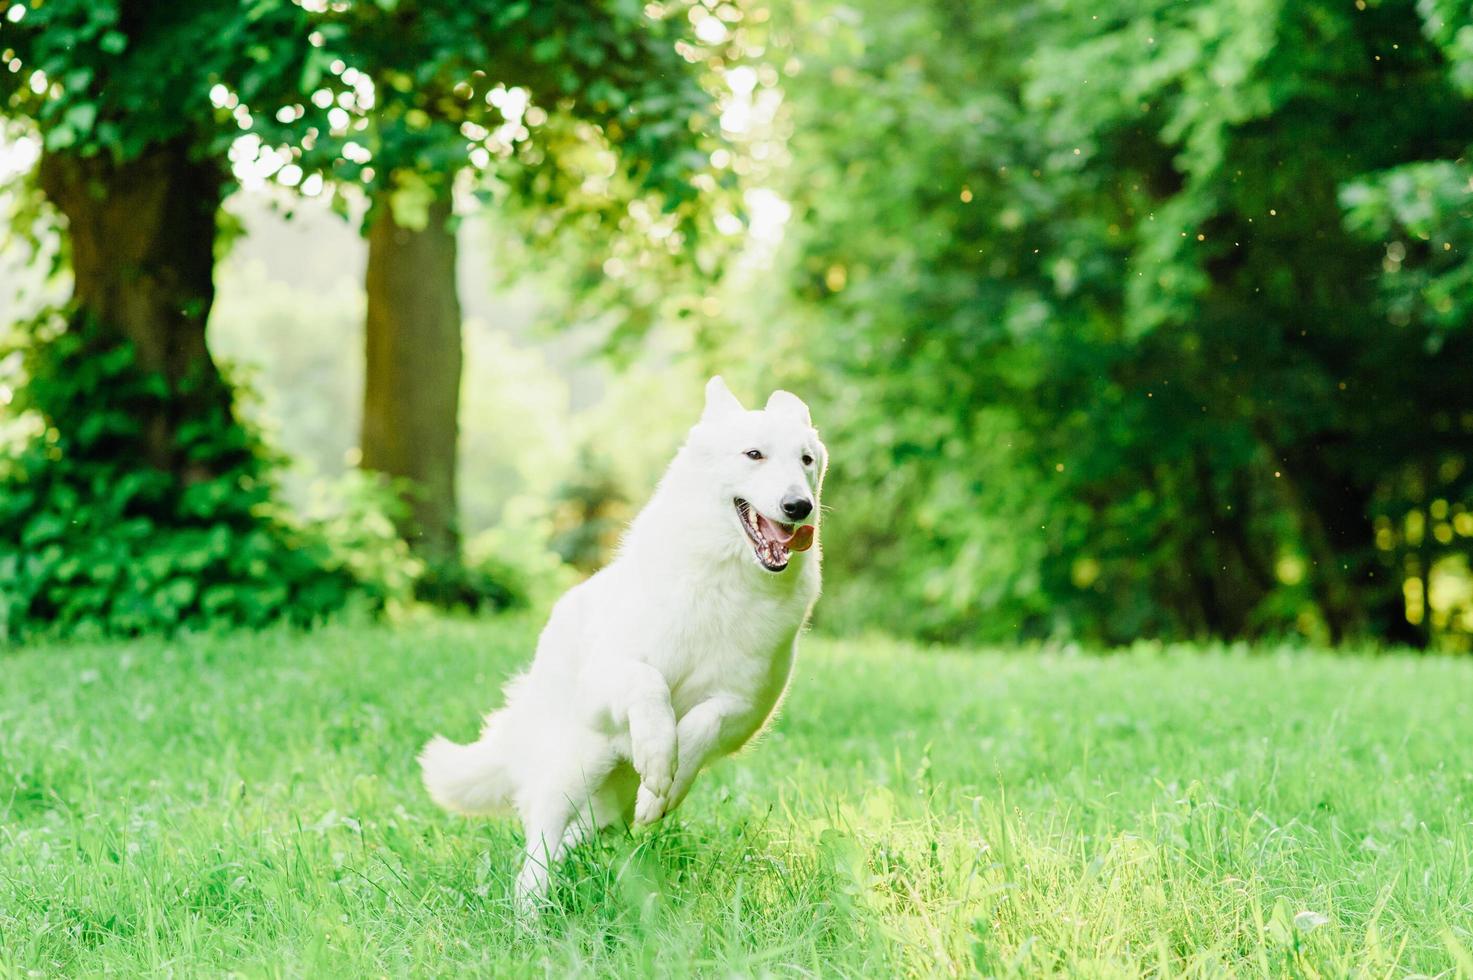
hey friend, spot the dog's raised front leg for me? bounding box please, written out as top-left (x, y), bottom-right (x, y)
top-left (635, 694), bottom-right (751, 824)
top-left (598, 660), bottom-right (677, 816)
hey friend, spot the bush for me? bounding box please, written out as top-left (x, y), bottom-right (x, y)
top-left (0, 313), bottom-right (367, 641)
top-left (295, 469), bottom-right (424, 615)
top-left (465, 494), bottom-right (581, 611)
top-left (298, 469), bottom-right (538, 614)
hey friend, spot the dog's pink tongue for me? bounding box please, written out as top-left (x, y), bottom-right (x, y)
top-left (757, 513), bottom-right (796, 544)
top-left (758, 514), bottom-right (816, 553)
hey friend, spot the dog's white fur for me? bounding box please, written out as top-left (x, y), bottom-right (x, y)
top-left (419, 376), bottom-right (825, 906)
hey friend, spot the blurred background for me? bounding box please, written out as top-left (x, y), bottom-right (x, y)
top-left (2, 0), bottom-right (1471, 650)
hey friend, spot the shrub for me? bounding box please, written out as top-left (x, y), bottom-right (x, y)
top-left (0, 313), bottom-right (366, 641)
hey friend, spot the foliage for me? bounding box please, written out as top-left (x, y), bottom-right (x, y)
top-left (0, 0), bottom-right (317, 162)
top-left (0, 314), bottom-right (365, 640)
top-left (294, 469), bottom-right (424, 614)
top-left (1, 0), bottom-right (730, 629)
top-left (411, 553), bottom-right (527, 612)
top-left (465, 497), bottom-right (581, 610)
top-left (3, 619), bottom-right (1472, 973)
top-left (0, 0), bottom-right (364, 638)
top-left (231, 0), bottom-right (742, 348)
top-left (279, 0), bottom-right (716, 202)
top-left (6, 0), bottom-right (1473, 651)
top-left (547, 446), bottom-right (630, 573)
top-left (773, 0), bottom-right (1473, 645)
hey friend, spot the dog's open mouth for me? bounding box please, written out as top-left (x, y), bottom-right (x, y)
top-left (735, 498), bottom-right (814, 572)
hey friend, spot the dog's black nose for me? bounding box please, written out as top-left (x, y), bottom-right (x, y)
top-left (781, 495), bottom-right (813, 521)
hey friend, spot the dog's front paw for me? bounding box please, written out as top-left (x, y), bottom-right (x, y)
top-left (632, 735), bottom-right (675, 800)
top-left (634, 783), bottom-right (667, 826)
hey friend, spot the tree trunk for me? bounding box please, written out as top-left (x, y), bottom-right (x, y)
top-left (361, 190), bottom-right (464, 566)
top-left (37, 140), bottom-right (232, 479)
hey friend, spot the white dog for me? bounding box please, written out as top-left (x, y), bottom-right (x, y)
top-left (419, 376), bottom-right (825, 906)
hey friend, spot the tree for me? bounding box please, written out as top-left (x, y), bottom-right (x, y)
top-left (360, 192), bottom-right (463, 564)
top-left (0, 0), bottom-right (734, 626)
top-left (267, 1), bottom-right (722, 572)
top-left (773, 0), bottom-right (1473, 646)
top-left (0, 0), bottom-right (322, 479)
top-left (0, 1), bottom-right (368, 638)
top-left (1338, 0), bottom-right (1473, 646)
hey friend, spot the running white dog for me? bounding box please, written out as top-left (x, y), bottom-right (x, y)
top-left (419, 376), bottom-right (825, 906)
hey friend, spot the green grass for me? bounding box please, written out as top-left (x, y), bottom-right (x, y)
top-left (2, 618), bottom-right (1471, 976)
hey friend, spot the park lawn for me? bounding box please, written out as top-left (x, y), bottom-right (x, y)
top-left (1, 618), bottom-right (1471, 977)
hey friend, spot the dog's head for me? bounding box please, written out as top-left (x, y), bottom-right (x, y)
top-left (686, 375), bottom-right (826, 573)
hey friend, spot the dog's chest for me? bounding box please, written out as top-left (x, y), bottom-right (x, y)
top-left (652, 579), bottom-right (809, 716)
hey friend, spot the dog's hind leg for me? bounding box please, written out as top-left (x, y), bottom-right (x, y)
top-left (513, 744), bottom-right (621, 912)
top-left (514, 797), bottom-right (574, 912)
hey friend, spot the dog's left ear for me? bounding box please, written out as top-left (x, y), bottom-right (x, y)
top-left (765, 390), bottom-right (811, 427)
top-left (703, 375), bottom-right (746, 421)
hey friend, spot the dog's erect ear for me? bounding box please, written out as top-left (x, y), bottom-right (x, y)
top-left (703, 375), bottom-right (745, 421)
top-left (765, 389), bottom-right (811, 427)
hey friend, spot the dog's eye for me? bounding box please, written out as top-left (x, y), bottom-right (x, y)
top-left (802, 454), bottom-right (814, 466)
top-left (744, 449), bottom-right (764, 460)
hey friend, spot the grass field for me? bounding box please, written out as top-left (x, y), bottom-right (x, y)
top-left (2, 618), bottom-right (1471, 976)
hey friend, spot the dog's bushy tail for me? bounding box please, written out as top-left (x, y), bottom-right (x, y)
top-left (419, 714), bottom-right (516, 815)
